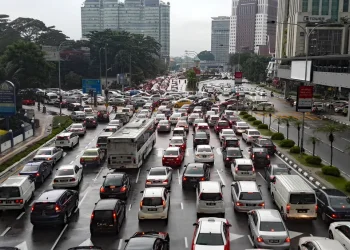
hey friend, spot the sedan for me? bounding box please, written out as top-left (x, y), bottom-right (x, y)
top-left (329, 221), bottom-right (350, 248)
top-left (71, 111), bottom-right (86, 121)
top-left (103, 125), bottom-right (119, 133)
top-left (52, 164), bottom-right (83, 188)
top-left (157, 120), bottom-right (171, 132)
top-left (162, 147), bottom-right (184, 167)
top-left (242, 129), bottom-right (261, 144)
top-left (69, 123), bottom-right (86, 136)
top-left (19, 161), bottom-right (52, 184)
top-left (108, 119), bottom-right (121, 127)
top-left (193, 131), bottom-right (210, 148)
top-left (155, 114), bottom-right (166, 124)
top-left (100, 172), bottom-right (131, 200)
top-left (33, 147), bottom-right (63, 166)
top-left (80, 148), bottom-right (105, 167)
top-left (194, 145), bottom-right (214, 164)
top-left (176, 120), bottom-right (189, 132)
top-left (222, 147), bottom-right (243, 168)
top-left (182, 163), bottom-right (210, 189)
top-left (219, 129), bottom-right (236, 143)
top-left (146, 166), bottom-right (173, 189)
top-left (169, 136), bottom-right (186, 151)
top-left (233, 122), bottom-right (250, 135)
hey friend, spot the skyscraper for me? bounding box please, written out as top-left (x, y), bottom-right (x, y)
top-left (81, 0), bottom-right (170, 59)
top-left (211, 16), bottom-right (230, 65)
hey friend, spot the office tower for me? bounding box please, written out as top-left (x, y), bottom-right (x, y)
top-left (211, 16), bottom-right (230, 65)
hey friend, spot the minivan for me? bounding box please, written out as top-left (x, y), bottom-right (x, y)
top-left (196, 181), bottom-right (225, 218)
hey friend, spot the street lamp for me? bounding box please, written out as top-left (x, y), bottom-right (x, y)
top-left (269, 113), bottom-right (272, 130)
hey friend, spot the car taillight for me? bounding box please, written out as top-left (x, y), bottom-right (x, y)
top-left (55, 205), bottom-right (61, 212)
top-left (36, 173), bottom-right (40, 177)
top-left (315, 205), bottom-right (318, 211)
top-left (100, 187), bottom-right (105, 193)
top-left (226, 157), bottom-right (230, 161)
top-left (200, 177), bottom-right (205, 181)
top-left (258, 202), bottom-right (265, 207)
top-left (70, 178), bottom-right (76, 182)
top-left (176, 157), bottom-right (180, 161)
top-left (98, 112), bottom-right (100, 115)
top-left (146, 180), bottom-right (152, 184)
top-left (91, 212), bottom-right (94, 219)
top-left (14, 199), bottom-right (23, 204)
top-left (158, 125), bottom-right (160, 128)
top-left (53, 179), bottom-right (58, 183)
top-left (120, 186), bottom-right (127, 192)
top-left (162, 200), bottom-right (166, 208)
top-left (96, 144), bottom-right (100, 147)
top-left (235, 167), bottom-right (238, 173)
top-left (285, 237), bottom-right (291, 243)
top-left (113, 211), bottom-right (117, 220)
top-left (181, 144), bottom-right (185, 148)
top-left (163, 179), bottom-right (168, 184)
top-left (31, 205), bottom-right (35, 211)
top-left (252, 167), bottom-right (255, 173)
top-left (267, 155), bottom-right (270, 159)
top-left (140, 201), bottom-right (143, 209)
top-left (286, 204), bottom-right (290, 213)
top-left (257, 236), bottom-right (264, 243)
top-left (236, 202), bottom-right (242, 206)
top-left (270, 175), bottom-right (275, 180)
top-left (183, 177), bottom-right (187, 181)
top-left (80, 158), bottom-right (84, 163)
top-left (252, 154), bottom-right (255, 159)
top-left (332, 213), bottom-right (337, 218)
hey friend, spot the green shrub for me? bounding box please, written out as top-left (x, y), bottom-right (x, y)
top-left (305, 155), bottom-right (322, 165)
top-left (258, 124), bottom-right (268, 129)
top-left (290, 146), bottom-right (301, 153)
top-left (243, 114), bottom-right (251, 119)
top-left (247, 117), bottom-right (256, 121)
top-left (240, 111), bottom-right (248, 115)
top-left (279, 139), bottom-right (295, 148)
top-left (345, 182), bottom-right (350, 192)
top-left (271, 132), bottom-right (285, 140)
top-left (322, 166), bottom-right (341, 177)
top-left (253, 120), bottom-right (262, 126)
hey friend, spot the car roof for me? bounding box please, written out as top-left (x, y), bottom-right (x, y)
top-left (235, 159), bottom-right (253, 164)
top-left (126, 237), bottom-right (156, 250)
top-left (57, 164), bottom-right (75, 170)
top-left (60, 132), bottom-right (73, 136)
top-left (197, 145), bottom-right (211, 149)
top-left (187, 163), bottom-right (205, 168)
top-left (39, 147), bottom-right (55, 150)
top-left (237, 181), bottom-right (259, 192)
top-left (37, 189), bottom-right (66, 202)
top-left (171, 136), bottom-right (183, 140)
top-left (226, 147), bottom-right (241, 151)
top-left (94, 199), bottom-right (118, 210)
top-left (173, 127), bottom-right (184, 130)
top-left (321, 188), bottom-right (347, 197)
top-left (166, 147), bottom-right (179, 151)
top-left (198, 217), bottom-right (225, 233)
top-left (1, 176), bottom-right (30, 187)
top-left (199, 181), bottom-right (221, 193)
top-left (72, 123), bottom-right (83, 126)
top-left (143, 187), bottom-right (164, 197)
top-left (197, 123), bottom-right (209, 126)
top-left (25, 161), bottom-right (42, 166)
top-left (256, 209), bottom-right (282, 222)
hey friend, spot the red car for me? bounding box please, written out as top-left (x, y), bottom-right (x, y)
top-left (22, 99), bottom-right (35, 106)
top-left (162, 147), bottom-right (184, 167)
top-left (214, 120), bottom-right (231, 134)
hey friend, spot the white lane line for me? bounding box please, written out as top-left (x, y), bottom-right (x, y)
top-left (129, 204), bottom-right (132, 211)
top-left (0, 227), bottom-right (11, 237)
top-left (84, 146), bottom-right (88, 149)
top-left (186, 149), bottom-right (189, 156)
top-left (88, 142), bottom-right (91, 145)
top-left (135, 168), bottom-right (141, 183)
top-left (310, 234), bottom-right (313, 236)
top-left (216, 169), bottom-right (226, 186)
top-left (247, 235), bottom-right (254, 246)
top-left (216, 148), bottom-right (222, 155)
top-left (333, 146), bottom-right (345, 153)
top-left (76, 188), bottom-right (90, 213)
top-left (118, 239), bottom-right (123, 250)
top-left (75, 155), bottom-right (79, 159)
top-left (184, 237), bottom-right (188, 248)
top-left (93, 166), bottom-right (104, 182)
top-left (80, 150), bottom-right (84, 154)
top-left (342, 137), bottom-right (350, 143)
top-left (181, 202), bottom-right (183, 210)
top-left (70, 161), bottom-right (74, 164)
top-left (177, 169), bottom-right (181, 185)
top-left (258, 172), bottom-right (266, 183)
top-left (16, 211), bottom-right (25, 220)
top-left (50, 224), bottom-right (68, 250)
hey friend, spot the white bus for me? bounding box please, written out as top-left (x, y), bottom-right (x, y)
top-left (107, 118), bottom-right (156, 169)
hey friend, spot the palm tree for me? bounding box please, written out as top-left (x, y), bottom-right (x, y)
top-left (273, 115), bottom-right (284, 133)
top-left (293, 120), bottom-right (303, 147)
top-left (280, 116), bottom-right (296, 140)
top-left (307, 136), bottom-right (320, 156)
top-left (316, 122), bottom-right (348, 166)
top-left (0, 61), bottom-right (23, 85)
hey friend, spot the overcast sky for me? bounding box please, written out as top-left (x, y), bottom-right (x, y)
top-left (1, 0), bottom-right (231, 57)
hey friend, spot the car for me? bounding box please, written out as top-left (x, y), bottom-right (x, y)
top-left (100, 172), bottom-right (131, 200)
top-left (251, 138), bottom-right (276, 155)
top-left (298, 236), bottom-right (346, 250)
top-left (208, 114), bottom-right (220, 127)
top-left (169, 112), bottom-right (182, 125)
top-left (83, 107), bottom-right (94, 116)
top-left (232, 159), bottom-right (256, 181)
top-left (222, 137), bottom-right (240, 150)
top-left (194, 145), bottom-right (214, 164)
top-left (124, 232), bottom-right (170, 250)
top-left (103, 125), bottom-right (119, 133)
top-left (175, 120), bottom-right (189, 132)
top-left (70, 111), bottom-right (86, 121)
top-left (109, 97), bottom-right (126, 106)
top-left (242, 129), bottom-right (261, 144)
top-left (233, 121), bottom-right (249, 135)
top-left (193, 131), bottom-right (210, 148)
top-left (169, 136), bottom-right (186, 151)
top-left (214, 120), bottom-right (231, 134)
top-left (33, 147), bottom-right (63, 166)
top-left (138, 187), bottom-right (170, 222)
top-left (172, 127), bottom-right (187, 139)
top-left (174, 98), bottom-right (192, 108)
top-left (225, 115), bottom-right (240, 127)
top-left (182, 163), bottom-right (210, 189)
top-left (19, 161), bottom-right (52, 184)
top-left (191, 217), bottom-right (232, 250)
top-left (231, 181), bottom-right (265, 212)
top-left (22, 99), bottom-right (35, 106)
top-left (157, 120), bottom-right (171, 132)
top-left (222, 147), bottom-right (243, 168)
top-left (146, 167), bottom-right (173, 189)
top-left (328, 221), bottom-right (350, 248)
top-left (248, 209), bottom-right (290, 249)
top-left (205, 111), bottom-right (215, 122)
top-left (80, 148), bottom-right (106, 167)
top-left (264, 164), bottom-right (291, 190)
top-left (55, 132), bottom-right (79, 149)
top-left (125, 104), bottom-right (135, 112)
top-left (121, 107), bottom-right (133, 118)
top-left (219, 129), bottom-right (236, 143)
top-left (188, 113), bottom-right (200, 125)
top-left (90, 199), bottom-right (126, 236)
top-left (85, 116), bottom-right (98, 128)
top-left (193, 118), bottom-right (205, 129)
top-left (52, 164), bottom-right (83, 189)
top-left (30, 189), bottom-right (79, 227)
top-left (108, 119), bottom-right (121, 127)
top-left (196, 181), bottom-right (225, 218)
top-left (136, 113), bottom-right (148, 119)
top-left (114, 112), bottom-right (130, 125)
top-left (155, 114), bottom-right (166, 124)
top-left (162, 147), bottom-right (184, 167)
top-left (139, 109), bottom-right (151, 118)
top-left (249, 147), bottom-right (271, 168)
top-left (68, 123), bottom-right (86, 136)
top-left (97, 110), bottom-right (110, 122)
top-left (315, 188), bottom-right (350, 224)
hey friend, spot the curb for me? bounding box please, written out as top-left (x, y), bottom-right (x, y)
top-left (322, 115), bottom-right (350, 126)
top-left (275, 150), bottom-right (327, 189)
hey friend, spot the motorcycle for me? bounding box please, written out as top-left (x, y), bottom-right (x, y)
top-left (270, 92), bottom-right (274, 97)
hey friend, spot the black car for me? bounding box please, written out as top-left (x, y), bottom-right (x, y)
top-left (182, 163), bottom-right (210, 189)
top-left (31, 189), bottom-right (79, 227)
top-left (222, 137), bottom-right (240, 150)
top-left (124, 231), bottom-right (170, 250)
top-left (225, 115), bottom-right (240, 127)
top-left (100, 173), bottom-right (131, 200)
top-left (97, 110), bottom-right (110, 122)
top-left (90, 199), bottom-right (126, 236)
top-left (67, 103), bottom-right (83, 111)
top-left (19, 161), bottom-right (52, 184)
top-left (85, 116), bottom-right (98, 128)
top-left (193, 131), bottom-right (209, 148)
top-left (264, 164), bottom-right (291, 190)
top-left (251, 138), bottom-right (276, 155)
top-left (249, 147), bottom-right (270, 168)
top-left (68, 247), bottom-right (103, 250)
top-left (222, 147), bottom-right (243, 167)
top-left (315, 188), bottom-right (350, 224)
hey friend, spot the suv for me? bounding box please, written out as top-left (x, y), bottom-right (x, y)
top-left (138, 187), bottom-right (170, 222)
top-left (251, 138), bottom-right (276, 155)
top-left (97, 110), bottom-right (110, 122)
top-left (232, 159), bottom-right (256, 181)
top-left (196, 181), bottom-right (225, 218)
top-left (214, 120), bottom-right (231, 134)
top-left (124, 232), bottom-right (170, 250)
top-left (90, 199), bottom-right (126, 235)
top-left (222, 137), bottom-right (240, 150)
top-left (100, 172), bottom-right (131, 200)
top-left (55, 132), bottom-right (79, 149)
top-left (249, 147), bottom-right (271, 168)
top-left (231, 181), bottom-right (265, 212)
top-left (30, 189), bottom-right (79, 227)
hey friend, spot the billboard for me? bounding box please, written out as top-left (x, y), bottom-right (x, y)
top-left (291, 61), bottom-right (312, 82)
top-left (235, 72), bottom-right (243, 84)
top-left (82, 79), bottom-right (102, 95)
top-left (41, 46), bottom-right (90, 62)
top-left (296, 86), bottom-right (313, 112)
top-left (0, 81), bottom-right (16, 116)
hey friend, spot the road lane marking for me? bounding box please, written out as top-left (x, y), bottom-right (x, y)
top-left (0, 227), bottom-right (11, 237)
top-left (216, 148), bottom-right (222, 155)
top-left (16, 211), bottom-right (25, 220)
top-left (50, 224), bottom-right (68, 250)
top-left (247, 235), bottom-right (254, 246)
top-left (216, 169), bottom-right (225, 186)
top-left (76, 188), bottom-right (90, 213)
top-left (118, 239), bottom-right (123, 250)
top-left (75, 155), bottom-right (79, 159)
top-left (184, 237), bottom-right (188, 248)
top-left (70, 161), bottom-right (74, 164)
top-left (129, 204), bottom-right (132, 211)
top-left (93, 166), bottom-right (104, 182)
top-left (181, 202), bottom-right (183, 209)
top-left (342, 137), bottom-right (350, 143)
top-left (310, 234), bottom-right (313, 236)
top-left (258, 172), bottom-right (266, 183)
top-left (177, 169), bottom-right (181, 185)
top-left (135, 168), bottom-right (141, 183)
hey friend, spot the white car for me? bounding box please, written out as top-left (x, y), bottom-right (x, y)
top-left (103, 125), bottom-right (119, 133)
top-left (121, 107), bottom-right (133, 117)
top-left (169, 113), bottom-right (182, 125)
top-left (155, 114), bottom-right (166, 124)
top-left (52, 164), bottom-right (83, 188)
top-left (68, 123), bottom-right (86, 136)
top-left (136, 113), bottom-right (148, 119)
top-left (83, 107), bottom-right (94, 116)
top-left (55, 132), bottom-right (80, 149)
top-left (169, 136), bottom-right (186, 150)
top-left (233, 122), bottom-right (250, 135)
top-left (298, 236), bottom-right (346, 250)
top-left (33, 147), bottom-right (63, 166)
top-left (329, 221), bottom-right (350, 249)
top-left (195, 145), bottom-right (214, 164)
top-left (139, 109), bottom-right (151, 118)
top-left (145, 166), bottom-right (173, 189)
top-left (219, 129), bottom-right (236, 143)
top-left (138, 187), bottom-right (170, 222)
top-left (193, 118), bottom-right (205, 128)
top-left (108, 119), bottom-right (121, 127)
top-left (242, 129), bottom-right (261, 143)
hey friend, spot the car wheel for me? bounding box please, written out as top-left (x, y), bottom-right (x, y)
top-left (70, 143), bottom-right (73, 149)
top-left (53, 159), bottom-right (56, 166)
top-left (62, 213), bottom-right (68, 224)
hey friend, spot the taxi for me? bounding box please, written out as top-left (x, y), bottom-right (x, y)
top-left (80, 148), bottom-right (105, 167)
top-left (174, 98), bottom-right (192, 108)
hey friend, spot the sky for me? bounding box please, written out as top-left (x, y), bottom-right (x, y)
top-left (1, 0), bottom-right (231, 57)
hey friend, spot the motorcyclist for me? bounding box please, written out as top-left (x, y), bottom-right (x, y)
top-left (270, 91), bottom-right (274, 97)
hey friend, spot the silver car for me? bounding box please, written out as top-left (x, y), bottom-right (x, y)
top-left (71, 111), bottom-right (86, 121)
top-left (231, 181), bottom-right (265, 212)
top-left (248, 209), bottom-right (290, 250)
top-left (188, 113), bottom-right (200, 125)
top-left (33, 147), bottom-right (63, 166)
top-left (194, 145), bottom-right (214, 164)
top-left (155, 114), bottom-right (166, 124)
top-left (145, 166), bottom-right (173, 189)
top-left (68, 123), bottom-right (87, 136)
top-left (157, 120), bottom-right (171, 132)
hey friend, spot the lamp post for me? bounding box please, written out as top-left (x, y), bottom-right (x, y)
top-left (9, 129), bottom-right (13, 147)
top-left (58, 40), bottom-right (72, 116)
top-left (99, 47), bottom-right (105, 81)
top-left (105, 44), bottom-right (108, 89)
top-left (269, 113), bottom-right (272, 130)
top-left (21, 124), bottom-right (25, 141)
top-left (31, 118), bottom-right (35, 136)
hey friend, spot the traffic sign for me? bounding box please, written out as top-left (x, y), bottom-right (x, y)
top-left (105, 103), bottom-right (109, 108)
top-left (82, 79), bottom-right (102, 95)
top-left (0, 81), bottom-right (16, 116)
top-left (296, 86), bottom-right (313, 112)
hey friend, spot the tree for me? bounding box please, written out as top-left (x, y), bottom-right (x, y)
top-left (36, 28), bottom-right (69, 46)
top-left (186, 69), bottom-right (197, 91)
top-left (243, 54), bottom-right (270, 82)
top-left (9, 17), bottom-right (48, 42)
top-left (0, 15), bottom-right (21, 54)
top-left (197, 50), bottom-right (215, 61)
top-left (229, 52), bottom-right (251, 67)
top-left (280, 116), bottom-right (296, 140)
top-left (273, 115), bottom-right (284, 133)
top-left (292, 120), bottom-right (303, 147)
top-left (64, 71), bottom-right (82, 89)
top-left (307, 136), bottom-right (320, 156)
top-left (316, 123), bottom-right (348, 166)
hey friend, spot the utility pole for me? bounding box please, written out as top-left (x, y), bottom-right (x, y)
top-left (105, 44), bottom-right (108, 89)
top-left (129, 53), bottom-right (132, 89)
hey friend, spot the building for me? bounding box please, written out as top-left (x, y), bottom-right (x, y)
top-left (229, 0), bottom-right (278, 55)
top-left (81, 0), bottom-right (170, 60)
top-left (211, 16), bottom-right (230, 65)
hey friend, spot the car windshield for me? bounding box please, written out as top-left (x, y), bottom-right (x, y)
top-left (22, 164), bottom-right (39, 172)
top-left (94, 210), bottom-right (113, 220)
top-left (249, 131), bottom-right (260, 135)
top-left (37, 149), bottom-right (52, 155)
top-left (289, 193), bottom-right (316, 204)
top-left (149, 168), bottom-right (167, 176)
top-left (142, 197), bottom-right (162, 206)
top-left (164, 150), bottom-right (179, 156)
top-left (0, 187), bottom-right (20, 198)
top-left (83, 151), bottom-right (98, 156)
top-left (200, 193), bottom-right (222, 201)
top-left (186, 166), bottom-right (204, 175)
top-left (237, 165), bottom-right (253, 171)
top-left (195, 133), bottom-right (207, 139)
top-left (259, 222), bottom-right (285, 232)
top-left (72, 124), bottom-right (82, 128)
top-left (196, 233), bottom-right (224, 246)
top-left (218, 121), bottom-right (229, 126)
top-left (227, 149), bottom-right (241, 157)
top-left (56, 169), bottom-right (74, 176)
top-left (104, 176), bottom-right (123, 186)
top-left (254, 151), bottom-right (268, 158)
top-left (239, 192), bottom-right (262, 200)
top-left (198, 147), bottom-right (212, 153)
top-left (329, 197), bottom-right (350, 208)
top-left (171, 139), bottom-right (183, 143)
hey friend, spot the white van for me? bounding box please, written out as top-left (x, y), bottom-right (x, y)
top-left (196, 181), bottom-right (225, 217)
top-left (271, 175), bottom-right (317, 220)
top-left (0, 176), bottom-right (35, 210)
top-left (45, 92), bottom-right (59, 105)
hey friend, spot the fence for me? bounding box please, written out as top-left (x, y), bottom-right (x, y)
top-left (0, 123), bottom-right (34, 153)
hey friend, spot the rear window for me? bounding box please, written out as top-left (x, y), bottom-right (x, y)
top-left (226, 140), bottom-right (239, 146)
top-left (171, 139), bottom-right (183, 144)
top-left (198, 147), bottom-right (211, 152)
top-left (122, 109), bottom-right (129, 112)
top-left (211, 117), bottom-right (219, 120)
top-left (97, 137), bottom-right (108, 143)
top-left (289, 193), bottom-right (316, 204)
top-left (164, 150), bottom-right (179, 156)
top-left (142, 197), bottom-right (163, 206)
top-left (239, 192), bottom-right (262, 200)
top-left (149, 169), bottom-right (166, 176)
top-left (218, 121), bottom-right (229, 126)
top-left (72, 124), bottom-right (83, 128)
top-left (195, 133), bottom-right (207, 139)
top-left (200, 193), bottom-right (222, 201)
top-left (259, 140), bottom-right (273, 146)
top-left (186, 166), bottom-right (204, 175)
top-left (259, 222), bottom-right (285, 232)
top-left (227, 149), bottom-right (241, 157)
top-left (56, 169), bottom-right (74, 176)
top-left (0, 187), bottom-right (20, 198)
top-left (237, 164), bottom-right (253, 171)
top-left (56, 136), bottom-right (68, 141)
top-left (249, 131), bottom-right (260, 135)
top-left (254, 152), bottom-right (268, 158)
top-left (104, 177), bottom-right (123, 187)
top-left (33, 202), bottom-right (56, 212)
top-left (37, 149), bottom-right (52, 155)
top-left (159, 121), bottom-right (169, 125)
top-left (22, 164), bottom-right (39, 172)
top-left (196, 233), bottom-right (223, 246)
top-left (94, 210), bottom-right (113, 220)
top-left (83, 151), bottom-right (98, 156)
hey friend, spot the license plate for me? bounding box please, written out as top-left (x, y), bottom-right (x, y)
top-left (202, 155), bottom-right (206, 158)
top-left (191, 179), bottom-right (197, 182)
top-left (246, 204), bottom-right (255, 206)
top-left (269, 240), bottom-right (279, 243)
top-left (110, 186), bottom-right (116, 188)
top-left (61, 180), bottom-right (68, 182)
top-left (240, 172), bottom-right (249, 175)
top-left (298, 209), bottom-right (307, 213)
top-left (148, 208), bottom-right (157, 211)
top-left (206, 203), bottom-right (215, 206)
top-left (6, 200), bottom-right (12, 204)
top-left (103, 114), bottom-right (107, 118)
top-left (60, 142), bottom-right (64, 144)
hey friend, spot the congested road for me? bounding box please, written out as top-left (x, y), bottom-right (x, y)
top-left (0, 79), bottom-right (332, 250)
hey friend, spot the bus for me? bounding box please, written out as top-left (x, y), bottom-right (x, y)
top-left (107, 118), bottom-right (156, 169)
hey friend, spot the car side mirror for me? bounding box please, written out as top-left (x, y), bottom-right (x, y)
top-left (125, 239), bottom-right (129, 243)
top-left (226, 223), bottom-right (232, 227)
top-left (301, 243), bottom-right (308, 247)
top-left (193, 223), bottom-right (198, 226)
top-left (335, 226), bottom-right (341, 230)
top-left (271, 177), bottom-right (276, 184)
top-left (248, 148), bottom-right (251, 152)
top-left (146, 169), bottom-right (150, 171)
top-left (140, 191), bottom-right (144, 194)
top-left (102, 176), bottom-right (106, 178)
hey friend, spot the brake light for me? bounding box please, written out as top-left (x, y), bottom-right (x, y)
top-left (258, 202), bottom-right (265, 207)
top-left (267, 155), bottom-right (270, 159)
top-left (235, 167), bottom-right (238, 173)
top-left (200, 177), bottom-right (205, 181)
top-left (146, 180), bottom-right (152, 184)
top-left (162, 200), bottom-right (166, 208)
top-left (140, 201), bottom-right (143, 209)
top-left (113, 211), bottom-right (117, 219)
top-left (53, 179), bottom-right (58, 183)
top-left (332, 213), bottom-right (337, 218)
top-left (252, 167), bottom-right (255, 173)
top-left (31, 205), bottom-right (35, 211)
top-left (236, 202), bottom-right (242, 206)
top-left (315, 205), bottom-right (318, 212)
top-left (176, 157), bottom-right (180, 161)
top-left (286, 204), bottom-right (290, 213)
top-left (163, 179), bottom-right (168, 184)
top-left (100, 187), bottom-right (105, 193)
top-left (183, 177), bottom-right (187, 181)
top-left (55, 205), bottom-right (61, 212)
top-left (181, 144), bottom-right (185, 148)
top-left (70, 178), bottom-right (76, 182)
top-left (36, 173), bottom-right (40, 177)
top-left (270, 175), bottom-right (275, 180)
top-left (96, 144), bottom-right (99, 147)
top-left (91, 212), bottom-right (94, 219)
top-left (98, 112), bottom-right (100, 115)
top-left (226, 157), bottom-right (230, 161)
top-left (158, 125), bottom-right (160, 128)
top-left (257, 236), bottom-right (264, 243)
top-left (285, 237), bottom-right (291, 243)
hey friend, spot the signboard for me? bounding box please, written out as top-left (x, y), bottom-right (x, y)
top-left (82, 79), bottom-right (102, 95)
top-left (41, 46), bottom-right (60, 61)
top-left (302, 15), bottom-right (331, 23)
top-left (296, 86), bottom-right (314, 112)
top-left (235, 72), bottom-right (243, 84)
top-left (0, 81), bottom-right (16, 116)
top-left (41, 46), bottom-right (91, 62)
top-left (193, 67), bottom-right (201, 77)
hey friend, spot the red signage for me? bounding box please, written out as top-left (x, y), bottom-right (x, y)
top-left (193, 67), bottom-right (201, 75)
top-left (297, 86), bottom-right (314, 112)
top-left (235, 72), bottom-right (243, 79)
top-left (298, 86), bottom-right (313, 98)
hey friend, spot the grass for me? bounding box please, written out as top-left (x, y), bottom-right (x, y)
top-left (258, 129), bottom-right (274, 136)
top-left (316, 171), bottom-right (350, 195)
top-left (289, 152), bottom-right (326, 169)
top-left (52, 116), bottom-right (72, 129)
top-left (0, 130), bottom-right (8, 136)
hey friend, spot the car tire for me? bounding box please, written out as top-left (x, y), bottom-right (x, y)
top-left (70, 143), bottom-right (73, 149)
top-left (62, 213), bottom-right (68, 225)
top-left (53, 159), bottom-right (56, 166)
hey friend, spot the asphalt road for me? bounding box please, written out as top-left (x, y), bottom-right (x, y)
top-left (0, 81), bottom-right (330, 250)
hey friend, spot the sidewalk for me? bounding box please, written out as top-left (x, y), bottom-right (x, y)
top-left (0, 109), bottom-right (53, 165)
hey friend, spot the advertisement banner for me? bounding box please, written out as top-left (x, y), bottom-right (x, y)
top-left (235, 72), bottom-right (243, 84)
top-left (0, 81), bottom-right (16, 116)
top-left (296, 86), bottom-right (313, 112)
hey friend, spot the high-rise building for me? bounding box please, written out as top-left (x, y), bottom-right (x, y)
top-left (81, 0), bottom-right (170, 59)
top-left (229, 0), bottom-right (278, 55)
top-left (211, 16), bottom-right (230, 65)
